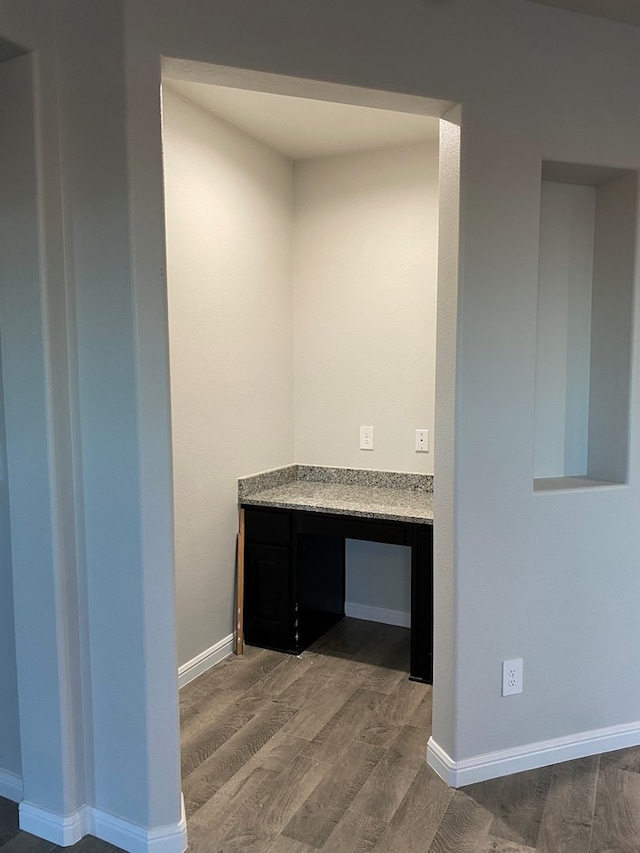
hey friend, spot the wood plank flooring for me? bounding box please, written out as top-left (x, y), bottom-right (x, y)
top-left (2, 618), bottom-right (640, 851)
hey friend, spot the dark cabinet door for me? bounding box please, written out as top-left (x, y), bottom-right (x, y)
top-left (243, 543), bottom-right (296, 653)
top-left (410, 524), bottom-right (433, 683)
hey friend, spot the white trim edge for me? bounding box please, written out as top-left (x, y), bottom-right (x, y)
top-left (345, 602), bottom-right (410, 628)
top-left (19, 795), bottom-right (188, 853)
top-left (0, 769), bottom-right (22, 803)
top-left (92, 794), bottom-right (188, 853)
top-left (19, 802), bottom-right (91, 847)
top-left (427, 719), bottom-right (640, 788)
top-left (178, 633), bottom-right (234, 689)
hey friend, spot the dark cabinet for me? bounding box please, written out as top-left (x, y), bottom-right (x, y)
top-left (242, 506), bottom-right (345, 654)
top-left (410, 524), bottom-right (433, 683)
top-left (242, 504), bottom-right (433, 683)
top-left (243, 508), bottom-right (295, 652)
top-left (244, 543), bottom-right (294, 651)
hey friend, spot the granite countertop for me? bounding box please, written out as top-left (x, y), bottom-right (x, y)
top-left (238, 465), bottom-right (433, 525)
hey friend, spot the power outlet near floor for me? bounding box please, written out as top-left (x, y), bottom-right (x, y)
top-left (502, 658), bottom-right (523, 696)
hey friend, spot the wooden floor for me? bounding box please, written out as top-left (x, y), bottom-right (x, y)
top-left (2, 618), bottom-right (640, 851)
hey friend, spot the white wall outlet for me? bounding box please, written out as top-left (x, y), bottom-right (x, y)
top-left (415, 429), bottom-right (429, 452)
top-left (502, 658), bottom-right (523, 696)
top-left (360, 426), bottom-right (374, 450)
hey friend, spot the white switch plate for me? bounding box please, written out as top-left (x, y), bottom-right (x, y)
top-left (415, 429), bottom-right (429, 452)
top-left (360, 426), bottom-right (374, 450)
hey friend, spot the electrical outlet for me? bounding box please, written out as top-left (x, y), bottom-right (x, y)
top-left (415, 429), bottom-right (429, 452)
top-left (360, 426), bottom-right (374, 450)
top-left (502, 658), bottom-right (523, 696)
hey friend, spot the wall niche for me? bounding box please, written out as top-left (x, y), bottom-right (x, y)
top-left (534, 161), bottom-right (637, 491)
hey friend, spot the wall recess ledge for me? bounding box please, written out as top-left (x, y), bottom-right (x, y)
top-left (533, 476), bottom-right (622, 492)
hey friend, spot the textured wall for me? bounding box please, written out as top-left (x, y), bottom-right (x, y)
top-left (0, 342), bottom-right (21, 782)
top-left (534, 181), bottom-right (594, 478)
top-left (166, 123), bottom-right (437, 639)
top-left (4, 0), bottom-right (640, 842)
top-left (293, 143), bottom-right (438, 474)
top-left (163, 87), bottom-right (295, 666)
top-left (293, 142), bottom-right (438, 617)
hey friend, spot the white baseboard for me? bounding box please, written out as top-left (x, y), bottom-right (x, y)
top-left (345, 602), bottom-right (410, 629)
top-left (20, 795), bottom-right (188, 853)
top-left (0, 769), bottom-right (22, 803)
top-left (92, 794), bottom-right (188, 853)
top-left (427, 719), bottom-right (640, 788)
top-left (19, 802), bottom-right (91, 847)
top-left (178, 633), bottom-right (234, 689)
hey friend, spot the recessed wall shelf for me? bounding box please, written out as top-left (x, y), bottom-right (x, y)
top-left (533, 476), bottom-right (620, 493)
top-left (533, 160), bottom-right (637, 490)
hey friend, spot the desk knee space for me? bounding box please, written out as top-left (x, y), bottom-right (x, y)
top-left (241, 504), bottom-right (433, 683)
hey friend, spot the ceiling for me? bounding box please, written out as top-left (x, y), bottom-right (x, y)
top-left (526, 0), bottom-right (640, 27)
top-left (164, 80), bottom-right (440, 162)
top-left (164, 1), bottom-right (639, 160)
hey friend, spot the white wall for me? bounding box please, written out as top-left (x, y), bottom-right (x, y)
top-left (294, 142), bottom-right (438, 617)
top-left (0, 3), bottom-right (183, 847)
top-left (0, 47), bottom-right (84, 819)
top-left (165, 123), bottom-right (436, 642)
top-left (159, 0), bottom-right (640, 774)
top-left (156, 0), bottom-right (640, 777)
top-left (5, 1), bottom-right (640, 848)
top-left (534, 181), bottom-right (594, 478)
top-left (345, 542), bottom-right (411, 621)
top-left (449, 117), bottom-right (640, 769)
top-left (163, 88), bottom-right (295, 667)
top-left (293, 143), bottom-right (438, 473)
top-left (588, 171), bottom-right (636, 483)
top-left (0, 342), bottom-right (21, 786)
top-left (130, 0), bottom-right (640, 787)
top-left (47, 0), bottom-right (184, 839)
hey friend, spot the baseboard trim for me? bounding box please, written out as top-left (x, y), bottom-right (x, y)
top-left (19, 802), bottom-right (91, 847)
top-left (427, 719), bottom-right (640, 787)
top-left (178, 634), bottom-right (234, 689)
top-left (0, 769), bottom-right (22, 803)
top-left (92, 794), bottom-right (188, 853)
top-left (19, 796), bottom-right (188, 853)
top-left (425, 738), bottom-right (453, 784)
top-left (345, 602), bottom-right (410, 628)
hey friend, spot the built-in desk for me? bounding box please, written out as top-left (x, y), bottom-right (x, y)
top-left (238, 465), bottom-right (433, 683)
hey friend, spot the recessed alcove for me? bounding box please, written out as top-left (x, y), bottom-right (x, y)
top-left (161, 74), bottom-right (448, 669)
top-left (533, 160), bottom-right (637, 491)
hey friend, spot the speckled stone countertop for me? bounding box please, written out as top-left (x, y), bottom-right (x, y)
top-left (238, 465), bottom-right (433, 525)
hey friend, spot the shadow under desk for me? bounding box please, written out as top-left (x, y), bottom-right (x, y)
top-left (238, 465), bottom-right (434, 684)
